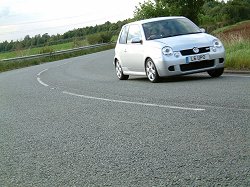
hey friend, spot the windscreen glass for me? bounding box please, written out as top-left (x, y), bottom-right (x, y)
top-left (142, 18), bottom-right (201, 40)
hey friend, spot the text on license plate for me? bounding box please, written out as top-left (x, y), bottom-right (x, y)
top-left (186, 54), bottom-right (209, 63)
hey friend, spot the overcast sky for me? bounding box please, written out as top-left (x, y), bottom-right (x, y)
top-left (0, 0), bottom-right (144, 42)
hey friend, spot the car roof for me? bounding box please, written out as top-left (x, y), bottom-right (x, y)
top-left (125, 16), bottom-right (186, 26)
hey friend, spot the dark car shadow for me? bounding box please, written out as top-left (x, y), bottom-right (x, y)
top-left (128, 74), bottom-right (219, 83)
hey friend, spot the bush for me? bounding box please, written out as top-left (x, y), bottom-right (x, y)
top-left (87, 32), bottom-right (112, 45)
top-left (39, 46), bottom-right (54, 54)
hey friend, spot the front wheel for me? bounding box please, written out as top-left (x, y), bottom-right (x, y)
top-left (207, 68), bottom-right (224, 78)
top-left (115, 60), bottom-right (129, 80)
top-left (145, 58), bottom-right (160, 83)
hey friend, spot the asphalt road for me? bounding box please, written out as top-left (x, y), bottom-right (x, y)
top-left (0, 49), bottom-right (249, 186)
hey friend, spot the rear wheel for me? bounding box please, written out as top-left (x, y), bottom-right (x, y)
top-left (145, 58), bottom-right (160, 83)
top-left (207, 68), bottom-right (224, 78)
top-left (115, 60), bottom-right (129, 80)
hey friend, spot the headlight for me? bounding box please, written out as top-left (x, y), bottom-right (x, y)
top-left (162, 46), bottom-right (173, 56)
top-left (213, 39), bottom-right (222, 48)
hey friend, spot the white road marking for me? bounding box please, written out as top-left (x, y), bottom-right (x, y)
top-left (188, 103), bottom-right (250, 112)
top-left (37, 77), bottom-right (49, 87)
top-left (37, 69), bottom-right (48, 76)
top-left (37, 69), bottom-right (49, 87)
top-left (63, 91), bottom-right (205, 111)
top-left (35, 67), bottom-right (248, 111)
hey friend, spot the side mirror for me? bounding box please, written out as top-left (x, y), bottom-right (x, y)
top-left (131, 37), bottom-right (142, 44)
top-left (200, 28), bottom-right (206, 33)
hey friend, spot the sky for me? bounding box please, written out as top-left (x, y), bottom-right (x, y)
top-left (0, 0), bottom-right (144, 42)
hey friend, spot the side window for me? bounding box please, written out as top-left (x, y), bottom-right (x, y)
top-left (127, 25), bottom-right (142, 43)
top-left (119, 26), bottom-right (129, 44)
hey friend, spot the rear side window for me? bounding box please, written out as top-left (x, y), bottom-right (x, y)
top-left (127, 25), bottom-right (142, 43)
top-left (119, 26), bottom-right (129, 44)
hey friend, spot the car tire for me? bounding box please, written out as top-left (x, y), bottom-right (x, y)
top-left (207, 68), bottom-right (224, 78)
top-left (145, 58), bottom-right (160, 83)
top-left (115, 60), bottom-right (129, 80)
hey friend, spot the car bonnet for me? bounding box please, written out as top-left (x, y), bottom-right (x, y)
top-left (150, 33), bottom-right (215, 51)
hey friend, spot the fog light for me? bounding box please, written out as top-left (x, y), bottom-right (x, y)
top-left (168, 66), bottom-right (175, 71)
top-left (211, 47), bottom-right (216, 52)
top-left (219, 58), bottom-right (224, 63)
top-left (174, 52), bottom-right (181, 58)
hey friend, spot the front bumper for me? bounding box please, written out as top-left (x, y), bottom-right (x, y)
top-left (155, 48), bottom-right (225, 77)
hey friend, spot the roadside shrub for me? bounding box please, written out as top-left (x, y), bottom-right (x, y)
top-left (87, 32), bottom-right (112, 45)
top-left (87, 34), bottom-right (103, 45)
top-left (99, 32), bottom-right (112, 43)
top-left (39, 46), bottom-right (54, 54)
top-left (111, 35), bottom-right (118, 43)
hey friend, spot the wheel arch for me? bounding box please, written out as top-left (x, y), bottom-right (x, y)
top-left (114, 57), bottom-right (118, 66)
top-left (144, 57), bottom-right (152, 69)
top-left (144, 56), bottom-right (161, 83)
top-left (144, 57), bottom-right (161, 71)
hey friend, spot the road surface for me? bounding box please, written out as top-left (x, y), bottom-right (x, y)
top-left (1, 49), bottom-right (249, 186)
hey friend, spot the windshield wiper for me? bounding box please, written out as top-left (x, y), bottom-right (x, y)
top-left (149, 31), bottom-right (202, 40)
top-left (185, 31), bottom-right (202, 35)
top-left (165, 32), bottom-right (202, 38)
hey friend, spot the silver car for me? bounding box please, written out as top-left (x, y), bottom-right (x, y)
top-left (114, 16), bottom-right (225, 83)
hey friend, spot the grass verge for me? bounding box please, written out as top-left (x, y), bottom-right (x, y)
top-left (0, 40), bottom-right (88, 60)
top-left (223, 40), bottom-right (250, 70)
top-left (213, 20), bottom-right (250, 70)
top-left (0, 44), bottom-right (114, 73)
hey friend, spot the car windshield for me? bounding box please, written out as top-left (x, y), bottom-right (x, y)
top-left (142, 18), bottom-right (202, 40)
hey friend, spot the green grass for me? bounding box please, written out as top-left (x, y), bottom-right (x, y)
top-left (224, 40), bottom-right (250, 70)
top-left (0, 40), bottom-right (88, 60)
top-left (0, 44), bottom-right (115, 72)
top-left (214, 20), bottom-right (250, 70)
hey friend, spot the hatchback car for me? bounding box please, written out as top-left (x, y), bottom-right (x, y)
top-left (114, 16), bottom-right (225, 82)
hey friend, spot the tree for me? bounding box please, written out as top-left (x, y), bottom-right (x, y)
top-left (23, 35), bottom-right (31, 48)
top-left (134, 0), bottom-right (206, 23)
top-left (159, 0), bottom-right (206, 24)
top-left (134, 0), bottom-right (170, 20)
top-left (223, 0), bottom-right (250, 23)
top-left (5, 40), bottom-right (14, 51)
top-left (199, 0), bottom-right (250, 31)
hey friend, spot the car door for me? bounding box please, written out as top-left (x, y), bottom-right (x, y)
top-left (116, 25), bottom-right (129, 71)
top-left (125, 24), bottom-right (144, 72)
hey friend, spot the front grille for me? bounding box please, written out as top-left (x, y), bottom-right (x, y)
top-left (180, 47), bottom-right (210, 56)
top-left (180, 60), bottom-right (214, 72)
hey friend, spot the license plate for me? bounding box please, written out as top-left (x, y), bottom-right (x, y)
top-left (186, 54), bottom-right (209, 63)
